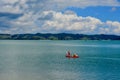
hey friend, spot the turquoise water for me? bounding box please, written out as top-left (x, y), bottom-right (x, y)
top-left (0, 40), bottom-right (120, 80)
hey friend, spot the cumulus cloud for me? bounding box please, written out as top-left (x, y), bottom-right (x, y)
top-left (0, 0), bottom-right (120, 13)
top-left (38, 11), bottom-right (100, 33)
top-left (0, 10), bottom-right (120, 35)
top-left (0, 0), bottom-right (120, 34)
top-left (1, 12), bottom-right (39, 34)
top-left (50, 0), bottom-right (120, 9)
top-left (106, 21), bottom-right (120, 33)
top-left (37, 11), bottom-right (120, 34)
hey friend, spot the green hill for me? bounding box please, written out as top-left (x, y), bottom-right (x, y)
top-left (0, 33), bottom-right (120, 40)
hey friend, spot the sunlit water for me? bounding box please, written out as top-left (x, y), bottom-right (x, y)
top-left (0, 40), bottom-right (120, 80)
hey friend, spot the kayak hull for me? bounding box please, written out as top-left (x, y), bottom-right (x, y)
top-left (66, 56), bottom-right (79, 58)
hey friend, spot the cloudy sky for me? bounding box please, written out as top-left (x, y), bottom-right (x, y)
top-left (0, 0), bottom-right (120, 35)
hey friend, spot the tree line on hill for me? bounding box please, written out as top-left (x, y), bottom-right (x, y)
top-left (0, 33), bottom-right (120, 40)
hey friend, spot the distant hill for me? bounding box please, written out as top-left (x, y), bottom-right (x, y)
top-left (0, 33), bottom-right (120, 40)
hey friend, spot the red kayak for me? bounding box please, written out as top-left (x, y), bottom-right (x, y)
top-left (66, 51), bottom-right (79, 58)
top-left (66, 55), bottom-right (79, 58)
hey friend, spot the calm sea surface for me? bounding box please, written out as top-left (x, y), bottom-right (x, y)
top-left (0, 40), bottom-right (120, 80)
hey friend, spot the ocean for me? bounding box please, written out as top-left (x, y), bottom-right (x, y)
top-left (0, 40), bottom-right (120, 80)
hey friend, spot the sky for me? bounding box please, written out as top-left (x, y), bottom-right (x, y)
top-left (0, 0), bottom-right (120, 35)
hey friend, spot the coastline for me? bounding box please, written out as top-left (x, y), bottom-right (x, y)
top-left (0, 33), bottom-right (120, 40)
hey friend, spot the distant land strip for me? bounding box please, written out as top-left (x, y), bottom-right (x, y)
top-left (0, 33), bottom-right (120, 40)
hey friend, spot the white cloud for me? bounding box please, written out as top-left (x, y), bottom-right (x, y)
top-left (38, 11), bottom-right (120, 34)
top-left (0, 0), bottom-right (28, 13)
top-left (1, 10), bottom-right (120, 35)
top-left (0, 0), bottom-right (120, 13)
top-left (106, 21), bottom-right (120, 34)
top-left (38, 11), bottom-right (102, 33)
top-left (50, 0), bottom-right (120, 9)
top-left (8, 12), bottom-right (39, 34)
top-left (0, 0), bottom-right (18, 4)
top-left (0, 0), bottom-right (120, 34)
top-left (0, 5), bottom-right (22, 13)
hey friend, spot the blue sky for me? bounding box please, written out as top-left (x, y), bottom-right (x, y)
top-left (64, 6), bottom-right (120, 22)
top-left (0, 0), bottom-right (120, 35)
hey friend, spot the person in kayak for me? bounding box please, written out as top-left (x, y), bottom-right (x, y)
top-left (66, 51), bottom-right (71, 57)
top-left (72, 53), bottom-right (79, 58)
top-left (66, 51), bottom-right (79, 58)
